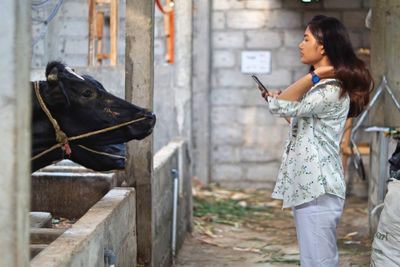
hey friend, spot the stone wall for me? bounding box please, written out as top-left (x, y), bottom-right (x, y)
top-left (209, 0), bottom-right (371, 188)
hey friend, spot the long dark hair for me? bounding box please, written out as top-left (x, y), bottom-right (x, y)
top-left (308, 15), bottom-right (373, 117)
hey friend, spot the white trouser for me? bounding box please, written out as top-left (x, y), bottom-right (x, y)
top-left (293, 194), bottom-right (344, 267)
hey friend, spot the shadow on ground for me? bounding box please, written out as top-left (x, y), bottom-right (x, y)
top-left (175, 184), bottom-right (371, 267)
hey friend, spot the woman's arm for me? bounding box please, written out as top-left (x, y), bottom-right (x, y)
top-left (276, 73), bottom-right (316, 101)
top-left (260, 66), bottom-right (334, 123)
top-left (261, 66), bottom-right (335, 102)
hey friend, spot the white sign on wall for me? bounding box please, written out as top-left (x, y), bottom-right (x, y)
top-left (241, 51), bottom-right (271, 74)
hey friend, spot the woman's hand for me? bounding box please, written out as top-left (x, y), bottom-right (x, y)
top-left (314, 65), bottom-right (335, 79)
top-left (261, 88), bottom-right (282, 101)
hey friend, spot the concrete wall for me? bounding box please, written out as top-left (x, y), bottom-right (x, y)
top-left (153, 140), bottom-right (192, 267)
top-left (209, 0), bottom-right (371, 188)
top-left (369, 0), bottom-right (400, 127)
top-left (153, 1), bottom-right (193, 153)
top-left (31, 188), bottom-right (137, 267)
top-left (192, 0), bottom-right (212, 184)
top-left (0, 0), bottom-right (32, 265)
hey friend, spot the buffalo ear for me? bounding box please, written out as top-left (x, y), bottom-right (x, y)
top-left (46, 67), bottom-right (59, 85)
top-left (45, 61), bottom-right (65, 85)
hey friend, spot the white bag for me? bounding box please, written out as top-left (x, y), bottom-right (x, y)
top-left (371, 179), bottom-right (400, 266)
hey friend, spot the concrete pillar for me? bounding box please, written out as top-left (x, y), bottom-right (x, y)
top-left (0, 0), bottom-right (32, 265)
top-left (174, 0), bottom-right (193, 139)
top-left (369, 0), bottom-right (400, 233)
top-left (125, 0), bottom-right (154, 266)
top-left (191, 0), bottom-right (211, 184)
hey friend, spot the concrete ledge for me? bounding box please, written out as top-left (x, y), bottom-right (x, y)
top-left (154, 139), bottom-right (185, 172)
top-left (30, 228), bottom-right (66, 244)
top-left (30, 188), bottom-right (136, 267)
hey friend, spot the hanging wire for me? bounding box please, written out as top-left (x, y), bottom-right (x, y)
top-left (31, 0), bottom-right (65, 47)
top-left (32, 0), bottom-right (52, 7)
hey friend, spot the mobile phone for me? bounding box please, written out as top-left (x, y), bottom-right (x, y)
top-left (251, 75), bottom-right (269, 93)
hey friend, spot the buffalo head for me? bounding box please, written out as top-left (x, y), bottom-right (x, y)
top-left (31, 61), bottom-right (156, 172)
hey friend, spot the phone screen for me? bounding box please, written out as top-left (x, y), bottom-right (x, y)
top-left (251, 75), bottom-right (269, 93)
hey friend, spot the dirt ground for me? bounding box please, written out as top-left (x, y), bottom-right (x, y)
top-left (175, 185), bottom-right (371, 267)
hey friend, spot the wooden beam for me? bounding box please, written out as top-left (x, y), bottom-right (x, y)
top-left (96, 11), bottom-right (104, 65)
top-left (110, 0), bottom-right (118, 65)
top-left (125, 0), bottom-right (155, 266)
top-left (341, 145), bottom-right (371, 156)
top-left (96, 0), bottom-right (111, 4)
top-left (88, 0), bottom-right (95, 65)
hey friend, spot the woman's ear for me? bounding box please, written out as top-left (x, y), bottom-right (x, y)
top-left (315, 43), bottom-right (324, 56)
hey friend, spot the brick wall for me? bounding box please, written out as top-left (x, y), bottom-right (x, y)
top-left (209, 0), bottom-right (370, 188)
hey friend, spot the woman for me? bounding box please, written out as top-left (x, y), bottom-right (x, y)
top-left (261, 15), bottom-right (373, 266)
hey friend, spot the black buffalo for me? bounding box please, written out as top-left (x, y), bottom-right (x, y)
top-left (32, 61), bottom-right (156, 172)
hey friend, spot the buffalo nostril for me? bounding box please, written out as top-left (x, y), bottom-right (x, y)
top-left (146, 112), bottom-right (156, 120)
top-left (146, 112), bottom-right (156, 126)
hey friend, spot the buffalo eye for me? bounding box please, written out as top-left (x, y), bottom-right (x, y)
top-left (82, 89), bottom-right (93, 98)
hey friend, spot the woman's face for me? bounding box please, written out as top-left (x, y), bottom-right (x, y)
top-left (298, 26), bottom-right (325, 66)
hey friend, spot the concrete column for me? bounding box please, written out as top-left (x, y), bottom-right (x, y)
top-left (369, 0), bottom-right (400, 233)
top-left (125, 0), bottom-right (154, 266)
top-left (0, 0), bottom-right (32, 265)
top-left (191, 0), bottom-right (211, 184)
top-left (174, 0), bottom-right (193, 139)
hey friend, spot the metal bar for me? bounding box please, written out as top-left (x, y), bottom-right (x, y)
top-left (351, 79), bottom-right (385, 138)
top-left (171, 169), bottom-right (179, 264)
top-left (383, 75), bottom-right (400, 112)
top-left (378, 132), bottom-right (389, 203)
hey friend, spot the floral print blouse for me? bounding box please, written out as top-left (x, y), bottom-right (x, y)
top-left (268, 79), bottom-right (350, 208)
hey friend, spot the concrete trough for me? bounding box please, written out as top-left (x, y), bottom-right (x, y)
top-left (31, 168), bottom-right (117, 219)
top-left (30, 139), bottom-right (192, 266)
top-left (31, 188), bottom-right (137, 267)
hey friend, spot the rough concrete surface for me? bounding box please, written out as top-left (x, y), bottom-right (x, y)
top-left (176, 186), bottom-right (371, 267)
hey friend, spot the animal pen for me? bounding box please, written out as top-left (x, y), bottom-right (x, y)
top-left (1, 1), bottom-right (192, 266)
top-left (4, 0), bottom-right (400, 266)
